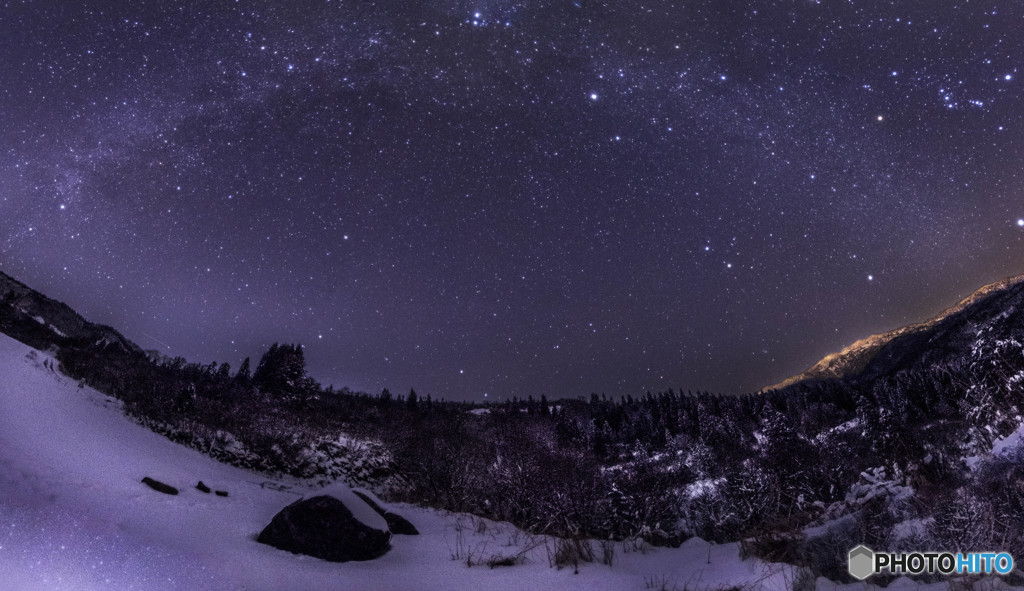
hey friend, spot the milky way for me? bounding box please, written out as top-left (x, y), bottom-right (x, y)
top-left (2, 1), bottom-right (1024, 399)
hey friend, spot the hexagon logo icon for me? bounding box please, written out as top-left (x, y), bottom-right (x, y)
top-left (848, 545), bottom-right (875, 580)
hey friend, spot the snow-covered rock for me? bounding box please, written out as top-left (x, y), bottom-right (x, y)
top-left (257, 495), bottom-right (391, 562)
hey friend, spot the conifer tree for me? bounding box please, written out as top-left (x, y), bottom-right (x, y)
top-left (236, 357), bottom-right (251, 381)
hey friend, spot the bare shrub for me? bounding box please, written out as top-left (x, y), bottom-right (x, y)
top-left (546, 536), bottom-right (594, 573)
top-left (599, 539), bottom-right (616, 566)
top-left (623, 536), bottom-right (653, 554)
top-left (795, 520), bottom-right (860, 582)
top-left (486, 554), bottom-right (525, 568)
top-left (643, 574), bottom-right (678, 591)
top-left (791, 567), bottom-right (816, 591)
top-left (739, 531), bottom-right (803, 564)
top-left (445, 516), bottom-right (468, 561)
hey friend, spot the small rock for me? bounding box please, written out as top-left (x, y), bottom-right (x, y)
top-left (215, 490), bottom-right (228, 497)
top-left (141, 477), bottom-right (178, 495)
top-left (196, 481), bottom-right (211, 493)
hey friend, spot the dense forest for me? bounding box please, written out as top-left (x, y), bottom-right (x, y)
top-left (5, 272), bottom-right (1024, 583)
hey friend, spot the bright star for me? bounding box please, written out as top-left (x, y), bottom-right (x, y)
top-left (589, 93), bottom-right (598, 100)
top-left (1017, 219), bottom-right (1024, 227)
top-left (868, 275), bottom-right (874, 281)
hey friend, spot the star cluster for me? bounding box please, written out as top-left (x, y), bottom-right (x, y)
top-left (2, 1), bottom-right (1024, 398)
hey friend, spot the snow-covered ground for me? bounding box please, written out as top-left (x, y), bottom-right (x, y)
top-left (0, 332), bottom-right (936, 590)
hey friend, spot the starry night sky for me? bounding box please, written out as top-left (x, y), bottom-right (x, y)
top-left (2, 1), bottom-right (1024, 400)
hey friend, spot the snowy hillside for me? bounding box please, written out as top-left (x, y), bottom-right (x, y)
top-left (0, 331), bottom-right (818, 591)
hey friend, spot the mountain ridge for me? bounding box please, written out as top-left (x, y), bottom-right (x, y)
top-left (0, 270), bottom-right (139, 354)
top-left (764, 272), bottom-right (1024, 391)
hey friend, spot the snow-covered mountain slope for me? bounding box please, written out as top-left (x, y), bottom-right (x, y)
top-left (765, 273), bottom-right (1024, 391)
top-left (0, 270), bottom-right (137, 353)
top-left (0, 331), bottom-right (818, 591)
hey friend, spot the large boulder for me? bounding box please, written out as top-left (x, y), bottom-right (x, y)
top-left (257, 495), bottom-right (391, 562)
top-left (352, 490), bottom-right (419, 535)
